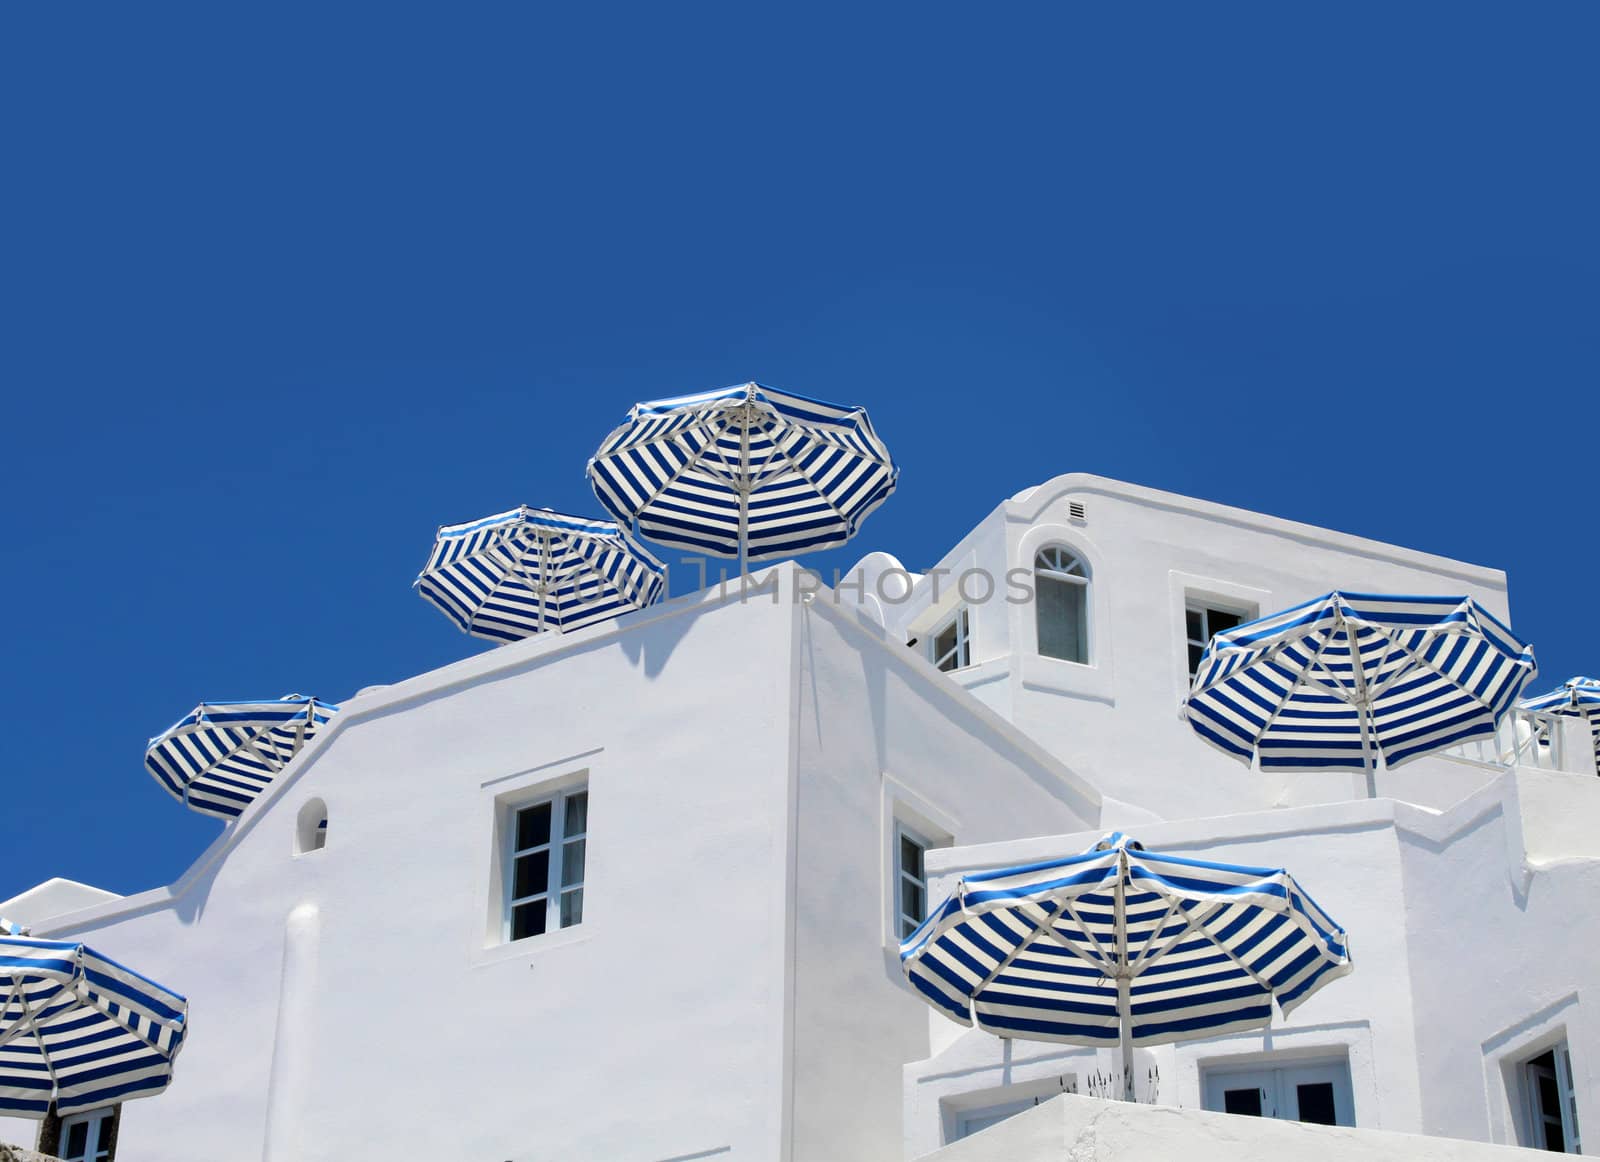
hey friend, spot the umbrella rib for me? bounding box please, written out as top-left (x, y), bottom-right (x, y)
top-left (0, 979), bottom-right (33, 1049)
top-left (963, 900), bottom-right (1071, 999)
top-left (621, 416), bottom-right (742, 516)
top-left (471, 534), bottom-right (548, 616)
top-left (1382, 631), bottom-right (1506, 716)
top-left (968, 898), bottom-right (1109, 1000)
top-left (1247, 629), bottom-right (1347, 751)
top-left (1359, 626), bottom-right (1416, 702)
top-left (765, 427), bottom-right (871, 532)
top-left (2, 980), bottom-right (65, 1100)
top-left (1124, 897), bottom-right (1185, 977)
top-left (1056, 897), bottom-right (1117, 974)
top-left (1166, 897), bottom-right (1278, 995)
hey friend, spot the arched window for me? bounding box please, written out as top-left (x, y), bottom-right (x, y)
top-left (1034, 546), bottom-right (1089, 664)
top-left (296, 797), bottom-right (328, 854)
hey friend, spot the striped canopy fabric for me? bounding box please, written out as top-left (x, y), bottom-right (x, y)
top-left (415, 507), bottom-right (665, 643)
top-left (900, 834), bottom-right (1349, 1096)
top-left (146, 694), bottom-right (338, 821)
top-left (1184, 593), bottom-right (1537, 775)
top-left (0, 926), bottom-right (187, 1117)
top-left (586, 382), bottom-right (898, 562)
top-left (1521, 677), bottom-right (1600, 770)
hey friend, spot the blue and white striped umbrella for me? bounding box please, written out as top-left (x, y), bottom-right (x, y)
top-left (0, 922), bottom-right (188, 1117)
top-left (586, 382), bottom-right (898, 564)
top-left (1520, 677), bottom-right (1600, 769)
top-left (1183, 593), bottom-right (1537, 784)
top-left (415, 507), bottom-right (666, 643)
top-left (146, 694), bottom-right (339, 821)
top-left (900, 833), bottom-right (1350, 1100)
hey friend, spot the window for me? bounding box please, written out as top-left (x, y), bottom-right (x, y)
top-left (295, 797), bottom-right (327, 854)
top-left (929, 608), bottom-right (970, 672)
top-left (896, 823), bottom-right (930, 939)
top-left (506, 786), bottom-right (587, 941)
top-left (942, 1077), bottom-right (1073, 1144)
top-left (1034, 547), bottom-right (1088, 664)
top-left (955, 1097), bottom-right (1037, 1141)
top-left (1521, 1044), bottom-right (1581, 1152)
top-left (1203, 1058), bottom-right (1353, 1127)
top-left (1186, 603), bottom-right (1249, 678)
top-left (50, 1106), bottom-right (118, 1161)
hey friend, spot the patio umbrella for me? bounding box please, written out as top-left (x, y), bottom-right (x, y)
top-left (1520, 677), bottom-right (1600, 770)
top-left (146, 694), bottom-right (338, 820)
top-left (0, 924), bottom-right (187, 1117)
top-left (415, 506), bottom-right (665, 643)
top-left (1183, 592), bottom-right (1537, 796)
top-left (586, 382), bottom-right (898, 569)
top-left (900, 833), bottom-right (1349, 1101)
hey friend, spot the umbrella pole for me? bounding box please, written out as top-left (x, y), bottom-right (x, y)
top-left (537, 530), bottom-right (547, 634)
top-left (1343, 609), bottom-right (1379, 799)
top-left (738, 486), bottom-right (748, 581)
top-left (1361, 712), bottom-right (1377, 799)
top-left (738, 393), bottom-right (751, 579)
top-left (1114, 848), bottom-right (1134, 1102)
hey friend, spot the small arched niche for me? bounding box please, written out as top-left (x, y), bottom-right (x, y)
top-left (295, 797), bottom-right (328, 855)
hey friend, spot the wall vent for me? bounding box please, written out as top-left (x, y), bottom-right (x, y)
top-left (1068, 501), bottom-right (1087, 522)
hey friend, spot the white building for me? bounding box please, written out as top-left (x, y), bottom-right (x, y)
top-left (4, 473), bottom-right (1597, 1161)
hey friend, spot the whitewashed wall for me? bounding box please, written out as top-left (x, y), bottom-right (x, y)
top-left (874, 473), bottom-right (1519, 820)
top-left (4, 475), bottom-right (1594, 1162)
top-left (924, 1091), bottom-right (1561, 1162)
top-left (785, 599), bottom-right (1100, 1161)
top-left (6, 585), bottom-right (804, 1161)
top-left (0, 570), bottom-right (1110, 1162)
top-left (901, 768), bottom-right (1600, 1157)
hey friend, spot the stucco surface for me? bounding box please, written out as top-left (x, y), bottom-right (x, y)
top-left (0, 1145), bottom-right (60, 1162)
top-left (923, 1093), bottom-right (1564, 1162)
top-left (3, 477), bottom-right (1595, 1161)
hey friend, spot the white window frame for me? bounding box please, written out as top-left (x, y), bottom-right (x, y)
top-left (882, 774), bottom-right (958, 950)
top-left (955, 1096), bottom-right (1038, 1141)
top-left (1033, 545), bottom-right (1090, 665)
top-left (929, 607), bottom-right (971, 672)
top-left (895, 822), bottom-right (931, 940)
top-left (1520, 1041), bottom-right (1582, 1153)
top-left (56, 1107), bottom-right (116, 1161)
top-left (939, 1074), bottom-right (1074, 1147)
top-left (504, 784), bottom-right (588, 942)
top-left (1202, 1056), bottom-right (1354, 1127)
top-left (1185, 601), bottom-right (1254, 679)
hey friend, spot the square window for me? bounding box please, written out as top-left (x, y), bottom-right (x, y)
top-left (51, 1106), bottom-right (118, 1161)
top-left (1519, 1042), bottom-right (1582, 1152)
top-left (896, 823), bottom-right (931, 939)
top-left (1186, 602), bottom-right (1253, 679)
top-left (930, 608), bottom-right (970, 673)
top-left (505, 786), bottom-right (588, 942)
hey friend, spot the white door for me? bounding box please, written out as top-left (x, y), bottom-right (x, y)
top-left (1277, 1060), bottom-right (1355, 1126)
top-left (1204, 1059), bottom-right (1354, 1127)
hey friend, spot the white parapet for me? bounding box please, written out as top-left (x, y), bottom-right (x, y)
top-left (923, 1092), bottom-right (1561, 1162)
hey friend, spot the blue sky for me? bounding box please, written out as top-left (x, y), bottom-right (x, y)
top-left (3, 5), bottom-right (1597, 902)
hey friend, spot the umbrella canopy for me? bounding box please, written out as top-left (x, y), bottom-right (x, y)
top-left (586, 381), bottom-right (898, 565)
top-left (415, 506), bottom-right (665, 643)
top-left (1520, 676), bottom-right (1600, 769)
top-left (0, 924), bottom-right (188, 1117)
top-left (1183, 592), bottom-right (1537, 790)
top-left (146, 694), bottom-right (338, 820)
top-left (900, 833), bottom-right (1350, 1100)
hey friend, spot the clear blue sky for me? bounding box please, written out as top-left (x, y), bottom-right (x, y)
top-left (4, 5), bottom-right (1596, 902)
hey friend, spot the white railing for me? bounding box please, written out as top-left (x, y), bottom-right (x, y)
top-left (1440, 707), bottom-right (1564, 771)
